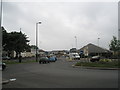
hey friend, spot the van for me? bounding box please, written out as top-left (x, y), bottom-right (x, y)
top-left (69, 53), bottom-right (80, 60)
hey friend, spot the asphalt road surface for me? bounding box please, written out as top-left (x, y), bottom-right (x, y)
top-left (2, 57), bottom-right (118, 88)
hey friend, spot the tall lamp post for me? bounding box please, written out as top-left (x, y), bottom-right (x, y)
top-left (98, 38), bottom-right (100, 56)
top-left (98, 38), bottom-right (100, 47)
top-left (36, 21), bottom-right (41, 62)
top-left (118, 29), bottom-right (120, 41)
top-left (75, 36), bottom-right (77, 49)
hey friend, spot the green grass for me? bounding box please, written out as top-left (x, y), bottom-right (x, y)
top-left (3, 60), bottom-right (36, 64)
top-left (75, 61), bottom-right (119, 68)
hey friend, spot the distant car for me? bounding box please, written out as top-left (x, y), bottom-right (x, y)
top-left (2, 56), bottom-right (10, 60)
top-left (48, 56), bottom-right (57, 62)
top-left (39, 57), bottom-right (50, 64)
top-left (0, 62), bottom-right (6, 71)
top-left (90, 56), bottom-right (100, 62)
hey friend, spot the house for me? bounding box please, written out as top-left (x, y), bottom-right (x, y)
top-left (78, 43), bottom-right (112, 58)
top-left (50, 50), bottom-right (69, 57)
top-left (31, 48), bottom-right (46, 56)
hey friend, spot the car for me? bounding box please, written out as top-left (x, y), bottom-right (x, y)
top-left (0, 62), bottom-right (6, 71)
top-left (90, 56), bottom-right (100, 62)
top-left (48, 56), bottom-right (57, 62)
top-left (2, 63), bottom-right (6, 71)
top-left (2, 56), bottom-right (10, 60)
top-left (39, 57), bottom-right (50, 64)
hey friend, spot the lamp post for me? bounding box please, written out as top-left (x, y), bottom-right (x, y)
top-left (0, 0), bottom-right (2, 66)
top-left (98, 38), bottom-right (100, 56)
top-left (118, 29), bottom-right (120, 41)
top-left (75, 36), bottom-right (77, 49)
top-left (98, 38), bottom-right (100, 47)
top-left (0, 0), bottom-right (2, 26)
top-left (36, 21), bottom-right (41, 62)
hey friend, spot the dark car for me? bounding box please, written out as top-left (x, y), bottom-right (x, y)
top-left (39, 57), bottom-right (50, 64)
top-left (2, 63), bottom-right (6, 71)
top-left (90, 56), bottom-right (100, 62)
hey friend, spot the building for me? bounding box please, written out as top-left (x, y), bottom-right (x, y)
top-left (50, 50), bottom-right (69, 57)
top-left (70, 48), bottom-right (77, 53)
top-left (78, 43), bottom-right (112, 58)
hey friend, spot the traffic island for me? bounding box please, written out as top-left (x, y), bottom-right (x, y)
top-left (72, 61), bottom-right (120, 70)
top-left (72, 65), bottom-right (120, 70)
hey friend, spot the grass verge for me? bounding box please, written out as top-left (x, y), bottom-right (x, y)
top-left (3, 60), bottom-right (36, 64)
top-left (75, 61), bottom-right (119, 68)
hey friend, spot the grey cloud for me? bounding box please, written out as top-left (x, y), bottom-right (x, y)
top-left (2, 2), bottom-right (118, 50)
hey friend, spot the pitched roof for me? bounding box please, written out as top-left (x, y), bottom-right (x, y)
top-left (79, 43), bottom-right (112, 53)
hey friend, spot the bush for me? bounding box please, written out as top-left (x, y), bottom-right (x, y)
top-left (74, 61), bottom-right (119, 68)
top-left (99, 59), bottom-right (112, 63)
top-left (75, 62), bottom-right (81, 66)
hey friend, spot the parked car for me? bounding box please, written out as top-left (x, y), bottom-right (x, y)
top-left (39, 57), bottom-right (50, 64)
top-left (2, 56), bottom-right (10, 60)
top-left (69, 53), bottom-right (80, 60)
top-left (48, 56), bottom-right (57, 62)
top-left (0, 62), bottom-right (6, 71)
top-left (90, 56), bottom-right (100, 62)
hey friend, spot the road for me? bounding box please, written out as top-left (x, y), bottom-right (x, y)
top-left (2, 57), bottom-right (118, 88)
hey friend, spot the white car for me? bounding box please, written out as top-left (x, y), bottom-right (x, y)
top-left (69, 53), bottom-right (80, 60)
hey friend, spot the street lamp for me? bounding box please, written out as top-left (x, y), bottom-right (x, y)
top-left (98, 38), bottom-right (100, 56)
top-left (0, 0), bottom-right (3, 66)
top-left (118, 29), bottom-right (120, 40)
top-left (36, 21), bottom-right (41, 62)
top-left (98, 38), bottom-right (100, 47)
top-left (75, 36), bottom-right (77, 49)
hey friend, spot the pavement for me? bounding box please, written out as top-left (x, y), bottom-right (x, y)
top-left (2, 57), bottom-right (118, 88)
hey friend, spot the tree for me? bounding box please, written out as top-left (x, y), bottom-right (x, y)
top-left (2, 27), bottom-right (31, 58)
top-left (2, 27), bottom-right (8, 49)
top-left (30, 45), bottom-right (39, 49)
top-left (109, 36), bottom-right (118, 51)
top-left (109, 36), bottom-right (120, 58)
top-left (11, 31), bottom-right (30, 58)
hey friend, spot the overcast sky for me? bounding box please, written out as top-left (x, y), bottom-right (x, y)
top-left (2, 1), bottom-right (118, 51)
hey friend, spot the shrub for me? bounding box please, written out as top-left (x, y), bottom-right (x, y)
top-left (99, 59), bottom-right (112, 63)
